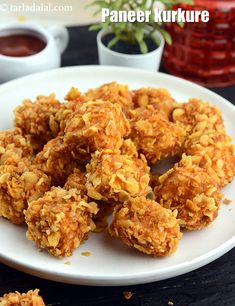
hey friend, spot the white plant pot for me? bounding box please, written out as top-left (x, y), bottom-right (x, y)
top-left (97, 28), bottom-right (164, 71)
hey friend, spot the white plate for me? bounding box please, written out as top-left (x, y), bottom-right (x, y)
top-left (0, 66), bottom-right (234, 286)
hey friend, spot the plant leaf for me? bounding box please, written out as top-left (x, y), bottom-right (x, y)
top-left (177, 21), bottom-right (185, 28)
top-left (150, 32), bottom-right (160, 47)
top-left (160, 0), bottom-right (193, 7)
top-left (135, 28), bottom-right (144, 43)
top-left (159, 29), bottom-right (172, 45)
top-left (86, 0), bottom-right (107, 8)
top-left (107, 36), bottom-right (120, 49)
top-left (178, 0), bottom-right (194, 4)
top-left (89, 23), bottom-right (103, 31)
top-left (139, 40), bottom-right (148, 54)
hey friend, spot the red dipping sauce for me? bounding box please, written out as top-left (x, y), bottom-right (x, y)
top-left (0, 34), bottom-right (46, 57)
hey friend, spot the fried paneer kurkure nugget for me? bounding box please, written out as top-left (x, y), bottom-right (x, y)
top-left (0, 158), bottom-right (51, 224)
top-left (86, 149), bottom-right (151, 202)
top-left (25, 187), bottom-right (98, 257)
top-left (14, 94), bottom-right (61, 151)
top-left (34, 136), bottom-right (78, 186)
top-left (0, 128), bottom-right (32, 164)
top-left (172, 98), bottom-right (225, 135)
top-left (154, 155), bottom-right (222, 230)
top-left (186, 133), bottom-right (235, 187)
top-left (84, 82), bottom-right (133, 114)
top-left (173, 99), bottom-right (235, 187)
top-left (0, 289), bottom-right (45, 306)
top-left (109, 196), bottom-right (182, 256)
top-left (132, 87), bottom-right (179, 120)
top-left (130, 106), bottom-right (186, 164)
top-left (64, 100), bottom-right (130, 161)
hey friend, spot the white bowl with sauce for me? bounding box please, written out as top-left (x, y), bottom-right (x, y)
top-left (0, 23), bottom-right (69, 83)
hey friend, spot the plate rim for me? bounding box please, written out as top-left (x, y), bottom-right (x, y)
top-left (0, 234), bottom-right (235, 286)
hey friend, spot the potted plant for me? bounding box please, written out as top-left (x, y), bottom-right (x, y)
top-left (89, 0), bottom-right (193, 71)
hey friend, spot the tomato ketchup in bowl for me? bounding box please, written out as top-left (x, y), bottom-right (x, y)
top-left (0, 34), bottom-right (46, 57)
top-left (0, 23), bottom-right (69, 83)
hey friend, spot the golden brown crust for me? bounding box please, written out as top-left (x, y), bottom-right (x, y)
top-left (172, 98), bottom-right (225, 135)
top-left (120, 139), bottom-right (138, 157)
top-left (132, 87), bottom-right (179, 120)
top-left (0, 158), bottom-right (51, 225)
top-left (171, 98), bottom-right (235, 188)
top-left (0, 129), bottom-right (33, 165)
top-left (130, 106), bottom-right (186, 164)
top-left (84, 82), bottom-right (133, 115)
top-left (25, 187), bottom-right (98, 257)
top-left (154, 155), bottom-right (222, 230)
top-left (64, 168), bottom-right (87, 198)
top-left (64, 100), bottom-right (130, 161)
top-left (14, 94), bottom-right (61, 151)
top-left (86, 149), bottom-right (151, 202)
top-left (64, 87), bottom-right (84, 103)
top-left (55, 87), bottom-right (86, 134)
top-left (186, 133), bottom-right (235, 187)
top-left (109, 196), bottom-right (182, 256)
top-left (0, 289), bottom-right (45, 306)
top-left (34, 136), bottom-right (77, 186)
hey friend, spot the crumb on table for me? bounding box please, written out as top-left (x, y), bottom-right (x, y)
top-left (122, 291), bottom-right (133, 300)
top-left (64, 261), bottom-right (71, 266)
top-left (223, 198), bottom-right (232, 205)
top-left (81, 251), bottom-right (91, 257)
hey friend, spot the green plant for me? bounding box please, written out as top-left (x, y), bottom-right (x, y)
top-left (89, 0), bottom-right (193, 54)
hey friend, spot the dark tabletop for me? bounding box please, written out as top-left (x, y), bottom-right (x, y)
top-left (1, 26), bottom-right (235, 306)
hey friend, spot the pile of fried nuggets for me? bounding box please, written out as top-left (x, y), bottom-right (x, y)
top-left (0, 82), bottom-right (234, 258)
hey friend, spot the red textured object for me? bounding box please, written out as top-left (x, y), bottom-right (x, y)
top-left (163, 1), bottom-right (235, 87)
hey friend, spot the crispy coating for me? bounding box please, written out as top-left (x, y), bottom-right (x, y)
top-left (14, 94), bottom-right (61, 151)
top-left (25, 187), bottom-right (98, 257)
top-left (154, 155), bottom-right (222, 230)
top-left (0, 289), bottom-right (45, 306)
top-left (86, 149), bottom-right (150, 202)
top-left (84, 82), bottom-right (133, 114)
top-left (55, 87), bottom-right (86, 133)
top-left (120, 139), bottom-right (138, 157)
top-left (64, 168), bottom-right (87, 198)
top-left (130, 106), bottom-right (186, 164)
top-left (109, 196), bottom-right (182, 256)
top-left (186, 133), bottom-right (235, 187)
top-left (34, 136), bottom-right (77, 186)
top-left (0, 129), bottom-right (32, 164)
top-left (64, 100), bottom-right (130, 161)
top-left (172, 98), bottom-right (225, 135)
top-left (0, 158), bottom-right (51, 225)
top-left (64, 87), bottom-right (85, 103)
top-left (55, 102), bottom-right (80, 134)
top-left (173, 99), bottom-right (235, 187)
top-left (132, 87), bottom-right (179, 120)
